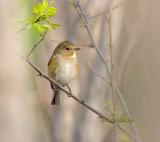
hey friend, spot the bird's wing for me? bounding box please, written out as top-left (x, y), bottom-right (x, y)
top-left (48, 55), bottom-right (58, 77)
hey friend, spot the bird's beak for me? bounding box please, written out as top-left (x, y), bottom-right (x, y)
top-left (74, 47), bottom-right (81, 51)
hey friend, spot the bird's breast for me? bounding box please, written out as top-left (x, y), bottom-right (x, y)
top-left (55, 56), bottom-right (78, 85)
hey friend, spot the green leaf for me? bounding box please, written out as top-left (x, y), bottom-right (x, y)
top-left (43, 0), bottom-right (48, 8)
top-left (49, 0), bottom-right (55, 6)
top-left (30, 23), bottom-right (45, 33)
top-left (33, 3), bottom-right (44, 16)
top-left (28, 16), bottom-right (35, 24)
top-left (46, 7), bottom-right (57, 17)
top-left (39, 16), bottom-right (47, 21)
top-left (119, 130), bottom-right (130, 142)
top-left (42, 24), bottom-right (52, 31)
top-left (47, 20), bottom-right (60, 29)
top-left (51, 23), bottom-right (60, 29)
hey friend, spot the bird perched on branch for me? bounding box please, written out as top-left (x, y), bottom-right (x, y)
top-left (48, 41), bottom-right (80, 105)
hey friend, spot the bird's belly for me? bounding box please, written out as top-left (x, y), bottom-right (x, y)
top-left (55, 62), bottom-right (77, 85)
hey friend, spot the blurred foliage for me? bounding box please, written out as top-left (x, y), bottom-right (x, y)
top-left (118, 130), bottom-right (130, 142)
top-left (105, 100), bottom-right (122, 118)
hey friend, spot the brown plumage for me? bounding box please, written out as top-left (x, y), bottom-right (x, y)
top-left (48, 41), bottom-right (80, 105)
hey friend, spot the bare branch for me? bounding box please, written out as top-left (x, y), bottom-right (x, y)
top-left (72, 1), bottom-right (142, 142)
top-left (17, 53), bottom-right (114, 123)
top-left (13, 54), bottom-right (135, 142)
top-left (73, 0), bottom-right (111, 76)
top-left (73, 0), bottom-right (130, 115)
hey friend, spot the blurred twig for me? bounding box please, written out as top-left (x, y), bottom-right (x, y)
top-left (83, 52), bottom-right (110, 86)
top-left (105, 11), bottom-right (142, 142)
top-left (117, 124), bottom-right (141, 142)
top-left (27, 31), bottom-right (47, 58)
top-left (87, 60), bottom-right (110, 85)
top-left (108, 2), bottom-right (117, 142)
top-left (89, 2), bottom-right (123, 19)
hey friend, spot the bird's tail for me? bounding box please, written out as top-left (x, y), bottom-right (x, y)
top-left (51, 89), bottom-right (60, 105)
top-left (50, 83), bottom-right (60, 105)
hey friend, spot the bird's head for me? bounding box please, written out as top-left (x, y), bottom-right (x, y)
top-left (54, 41), bottom-right (80, 58)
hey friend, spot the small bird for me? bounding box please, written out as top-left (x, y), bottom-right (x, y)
top-left (48, 41), bottom-right (80, 105)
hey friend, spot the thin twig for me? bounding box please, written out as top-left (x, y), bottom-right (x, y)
top-left (89, 2), bottom-right (123, 19)
top-left (16, 26), bottom-right (27, 33)
top-left (117, 124), bottom-right (141, 142)
top-left (27, 38), bottom-right (44, 57)
top-left (66, 84), bottom-right (72, 96)
top-left (27, 31), bottom-right (47, 58)
top-left (84, 53), bottom-right (110, 85)
top-left (41, 34), bottom-right (93, 48)
top-left (73, 0), bottom-right (111, 76)
top-left (105, 13), bottom-right (142, 142)
top-left (40, 34), bottom-right (60, 43)
top-left (108, 2), bottom-right (117, 141)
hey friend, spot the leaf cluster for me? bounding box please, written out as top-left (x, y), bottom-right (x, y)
top-left (28, 0), bottom-right (60, 33)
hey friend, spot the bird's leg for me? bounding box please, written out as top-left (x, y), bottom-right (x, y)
top-left (66, 84), bottom-right (72, 98)
top-left (51, 83), bottom-right (58, 91)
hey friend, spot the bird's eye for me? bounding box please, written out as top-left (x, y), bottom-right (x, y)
top-left (65, 47), bottom-right (70, 51)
